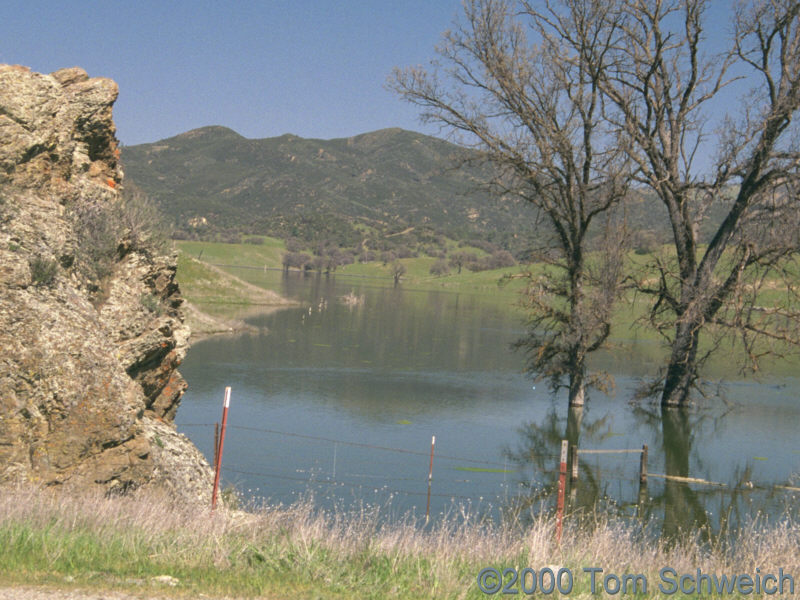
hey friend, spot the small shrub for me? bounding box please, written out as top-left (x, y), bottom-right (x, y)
top-left (337, 250), bottom-right (356, 266)
top-left (170, 229), bottom-right (191, 241)
top-left (285, 237), bottom-right (305, 253)
top-left (395, 245), bottom-right (417, 259)
top-left (118, 185), bottom-right (170, 254)
top-left (488, 249), bottom-right (516, 269)
top-left (217, 232), bottom-right (242, 244)
top-left (423, 245), bottom-right (446, 259)
top-left (632, 230), bottom-right (660, 255)
top-left (29, 255), bottom-right (58, 287)
top-left (139, 293), bottom-right (162, 315)
top-left (70, 200), bottom-right (120, 281)
top-left (244, 236), bottom-right (265, 245)
top-left (220, 485), bottom-right (243, 510)
top-left (429, 258), bottom-right (450, 276)
top-left (69, 185), bottom-right (171, 288)
top-left (465, 260), bottom-right (488, 272)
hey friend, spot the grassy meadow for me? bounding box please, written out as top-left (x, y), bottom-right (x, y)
top-left (1, 485), bottom-right (797, 599)
top-left (175, 238), bottom-right (529, 299)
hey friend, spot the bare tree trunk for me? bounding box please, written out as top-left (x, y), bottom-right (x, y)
top-left (568, 368), bottom-right (586, 407)
top-left (598, 0), bottom-right (800, 406)
top-left (568, 253), bottom-right (587, 408)
top-left (661, 320), bottom-right (700, 407)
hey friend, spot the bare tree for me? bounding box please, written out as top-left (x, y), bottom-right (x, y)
top-left (597, 0), bottom-right (800, 407)
top-left (391, 0), bottom-right (632, 407)
top-left (282, 251), bottom-right (311, 272)
top-left (448, 251), bottom-right (476, 274)
top-left (392, 260), bottom-right (407, 286)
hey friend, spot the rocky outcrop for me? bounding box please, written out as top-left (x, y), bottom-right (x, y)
top-left (0, 65), bottom-right (212, 502)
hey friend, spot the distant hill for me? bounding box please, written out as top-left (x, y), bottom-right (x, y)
top-left (122, 126), bottom-right (730, 258)
top-left (121, 126), bottom-right (539, 251)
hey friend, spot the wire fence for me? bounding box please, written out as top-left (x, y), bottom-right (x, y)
top-left (179, 416), bottom-right (800, 518)
top-left (181, 421), bottom-right (578, 510)
top-left (183, 422), bottom-right (528, 467)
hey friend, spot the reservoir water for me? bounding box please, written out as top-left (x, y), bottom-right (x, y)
top-left (177, 269), bottom-right (800, 534)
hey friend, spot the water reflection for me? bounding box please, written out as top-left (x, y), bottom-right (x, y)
top-left (178, 268), bottom-right (800, 532)
top-left (503, 405), bottom-right (613, 520)
top-left (661, 408), bottom-right (708, 538)
top-left (502, 398), bottom-right (799, 538)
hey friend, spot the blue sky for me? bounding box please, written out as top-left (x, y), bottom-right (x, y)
top-left (2, 1), bottom-right (740, 147)
top-left (2, 1), bottom-right (463, 144)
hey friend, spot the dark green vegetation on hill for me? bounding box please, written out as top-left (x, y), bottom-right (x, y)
top-left (122, 126), bottom-right (538, 252)
top-left (122, 126), bottom-right (697, 259)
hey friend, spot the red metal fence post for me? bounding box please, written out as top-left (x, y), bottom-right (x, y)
top-left (213, 422), bottom-right (220, 470)
top-left (211, 386), bottom-right (231, 510)
top-left (556, 439), bottom-right (568, 544)
top-left (425, 435), bottom-right (436, 524)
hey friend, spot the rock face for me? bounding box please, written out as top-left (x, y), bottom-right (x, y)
top-left (0, 65), bottom-right (212, 502)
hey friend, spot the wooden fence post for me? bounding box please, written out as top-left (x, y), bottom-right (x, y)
top-left (570, 445), bottom-right (579, 482)
top-left (638, 444), bottom-right (648, 517)
top-left (639, 444), bottom-right (648, 484)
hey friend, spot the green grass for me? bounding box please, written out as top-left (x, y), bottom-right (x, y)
top-left (1, 485), bottom-right (797, 599)
top-left (176, 253), bottom-right (260, 306)
top-left (177, 238), bottom-right (286, 268)
top-left (176, 239), bottom-right (528, 300)
top-left (175, 252), bottom-right (297, 336)
top-left (452, 466), bottom-right (516, 474)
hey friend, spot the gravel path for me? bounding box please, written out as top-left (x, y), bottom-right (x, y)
top-left (0, 588), bottom-right (171, 600)
top-left (0, 587), bottom-right (245, 600)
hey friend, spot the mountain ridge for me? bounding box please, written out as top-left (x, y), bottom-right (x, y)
top-left (121, 125), bottom-right (537, 251)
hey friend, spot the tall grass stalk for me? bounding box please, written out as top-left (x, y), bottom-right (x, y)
top-left (0, 485), bottom-right (796, 598)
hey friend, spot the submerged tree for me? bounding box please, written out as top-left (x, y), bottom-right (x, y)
top-left (391, 0), bottom-right (632, 406)
top-left (597, 0), bottom-right (800, 407)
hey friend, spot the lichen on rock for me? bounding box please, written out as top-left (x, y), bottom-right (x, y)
top-left (0, 65), bottom-right (212, 503)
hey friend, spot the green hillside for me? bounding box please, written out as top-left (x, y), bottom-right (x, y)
top-left (121, 126), bottom-right (537, 252)
top-left (122, 125), bottom-right (734, 262)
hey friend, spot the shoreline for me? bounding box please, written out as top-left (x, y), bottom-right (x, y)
top-left (176, 253), bottom-right (300, 341)
top-left (183, 300), bottom-right (300, 341)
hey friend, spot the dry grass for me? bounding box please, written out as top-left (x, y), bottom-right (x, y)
top-left (0, 484), bottom-right (797, 598)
